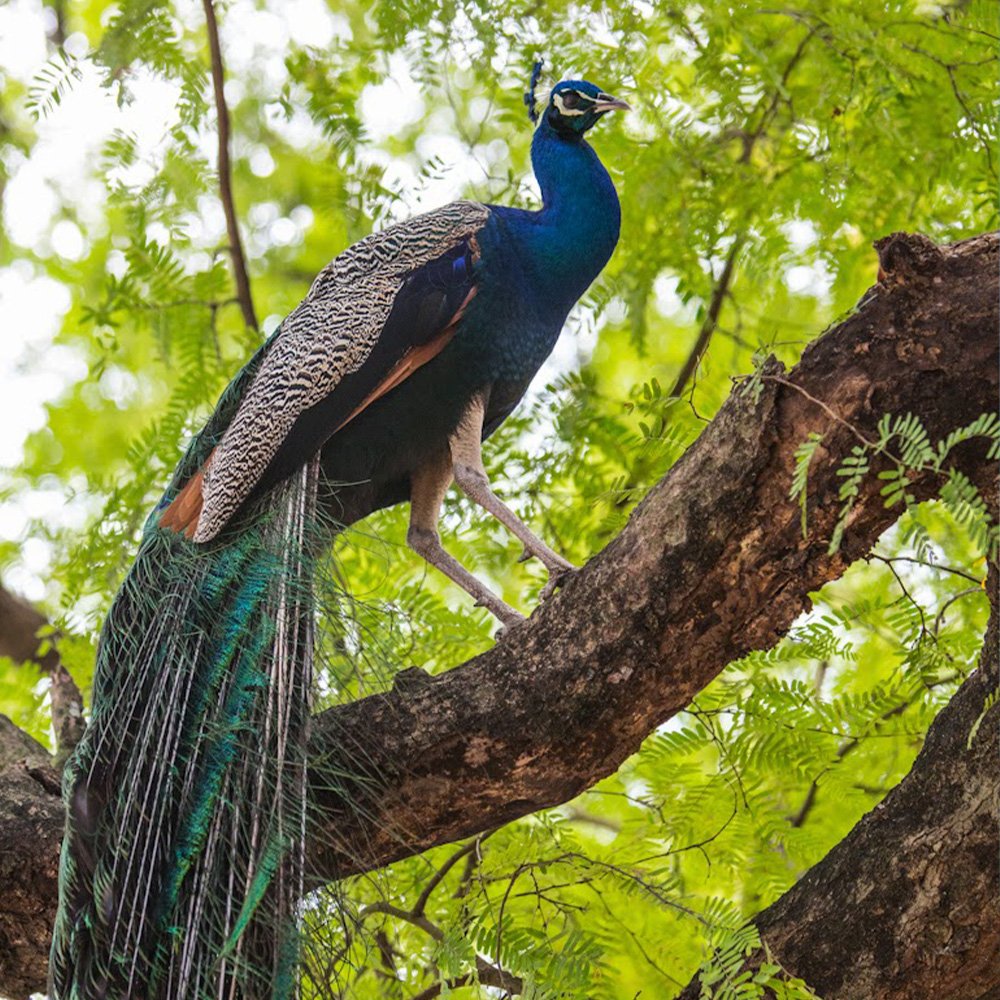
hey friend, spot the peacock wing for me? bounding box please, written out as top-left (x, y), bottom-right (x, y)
top-left (161, 199), bottom-right (489, 542)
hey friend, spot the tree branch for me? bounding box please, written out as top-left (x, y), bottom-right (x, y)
top-left (307, 230), bottom-right (997, 881)
top-left (787, 669), bottom-right (961, 829)
top-left (0, 231), bottom-right (996, 995)
top-left (671, 27), bottom-right (815, 399)
top-left (408, 959), bottom-right (524, 1000)
top-left (412, 832), bottom-right (493, 917)
top-left (358, 901), bottom-right (444, 942)
top-left (678, 568), bottom-right (1000, 1000)
top-left (0, 585), bottom-right (83, 760)
top-left (202, 0), bottom-right (258, 332)
top-left (669, 235), bottom-right (742, 398)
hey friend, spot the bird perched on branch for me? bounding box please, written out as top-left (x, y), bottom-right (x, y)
top-left (164, 75), bottom-right (628, 624)
top-left (51, 73), bottom-right (627, 999)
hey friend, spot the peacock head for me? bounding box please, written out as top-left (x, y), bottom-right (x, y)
top-left (544, 79), bottom-right (630, 138)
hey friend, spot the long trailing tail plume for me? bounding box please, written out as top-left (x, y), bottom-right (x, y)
top-left (50, 349), bottom-right (323, 999)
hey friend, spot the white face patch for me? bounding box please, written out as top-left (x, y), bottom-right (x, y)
top-left (552, 90), bottom-right (589, 117)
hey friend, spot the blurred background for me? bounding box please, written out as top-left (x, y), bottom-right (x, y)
top-left (0, 0), bottom-right (996, 995)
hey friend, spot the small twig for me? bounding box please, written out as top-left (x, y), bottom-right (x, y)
top-left (564, 807), bottom-right (622, 833)
top-left (511, 876), bottom-right (597, 899)
top-left (812, 658), bottom-right (830, 694)
top-left (789, 670), bottom-right (961, 827)
top-left (201, 0), bottom-right (258, 331)
top-left (492, 852), bottom-right (711, 927)
top-left (413, 830), bottom-right (495, 917)
top-left (373, 929), bottom-right (402, 992)
top-left (689, 705), bottom-right (751, 809)
top-left (583, 787), bottom-right (670, 823)
top-left (670, 237), bottom-right (743, 399)
top-left (897, 41), bottom-right (997, 183)
top-left (881, 557), bottom-right (931, 638)
top-left (764, 374), bottom-right (880, 451)
top-left (872, 555), bottom-right (984, 586)
top-left (634, 796), bottom-right (739, 870)
top-left (742, 25), bottom-right (817, 162)
top-left (359, 832), bottom-right (513, 999)
top-left (408, 974), bottom-right (473, 1000)
top-left (933, 587), bottom-right (983, 635)
top-left (453, 839), bottom-right (483, 900)
top-left (494, 863), bottom-right (528, 981)
top-left (569, 854), bottom-right (711, 924)
top-left (592, 888), bottom-right (686, 988)
top-left (408, 959), bottom-right (524, 1000)
top-left (358, 901), bottom-right (444, 941)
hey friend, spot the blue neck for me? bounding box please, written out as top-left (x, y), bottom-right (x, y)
top-left (492, 119), bottom-right (621, 319)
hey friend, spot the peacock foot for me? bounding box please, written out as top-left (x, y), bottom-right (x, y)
top-left (540, 564), bottom-right (577, 601)
top-left (493, 610), bottom-right (528, 642)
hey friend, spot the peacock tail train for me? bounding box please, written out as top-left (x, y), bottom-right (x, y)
top-left (51, 344), bottom-right (324, 1000)
top-left (49, 73), bottom-right (628, 998)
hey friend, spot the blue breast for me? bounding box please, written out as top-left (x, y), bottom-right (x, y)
top-left (455, 119), bottom-right (621, 383)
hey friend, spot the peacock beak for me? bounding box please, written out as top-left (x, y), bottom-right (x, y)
top-left (593, 94), bottom-right (631, 113)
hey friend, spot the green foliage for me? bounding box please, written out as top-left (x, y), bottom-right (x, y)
top-left (696, 925), bottom-right (818, 1000)
top-left (1, 0), bottom-right (996, 994)
top-left (26, 49), bottom-right (84, 119)
top-left (790, 431), bottom-right (824, 538)
top-left (790, 411), bottom-right (1000, 557)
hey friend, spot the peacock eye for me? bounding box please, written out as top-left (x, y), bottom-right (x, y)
top-left (560, 91), bottom-right (580, 110)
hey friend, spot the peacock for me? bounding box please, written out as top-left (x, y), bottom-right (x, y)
top-left (50, 74), bottom-right (627, 999)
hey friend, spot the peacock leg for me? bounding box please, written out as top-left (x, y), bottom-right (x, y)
top-left (407, 447), bottom-right (525, 627)
top-left (450, 392), bottom-right (576, 599)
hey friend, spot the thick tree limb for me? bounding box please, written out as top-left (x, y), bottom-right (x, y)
top-left (0, 231), bottom-right (996, 995)
top-left (308, 231), bottom-right (998, 878)
top-left (678, 577), bottom-right (999, 1000)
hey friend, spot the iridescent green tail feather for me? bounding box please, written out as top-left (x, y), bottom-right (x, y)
top-left (50, 346), bottom-right (321, 999)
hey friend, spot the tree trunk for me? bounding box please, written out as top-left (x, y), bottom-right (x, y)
top-left (678, 578), bottom-right (999, 999)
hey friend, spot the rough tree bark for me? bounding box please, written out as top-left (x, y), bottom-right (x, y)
top-left (307, 231), bottom-right (997, 876)
top-left (0, 719), bottom-right (62, 998)
top-left (0, 593), bottom-right (79, 996)
top-left (0, 231), bottom-right (996, 997)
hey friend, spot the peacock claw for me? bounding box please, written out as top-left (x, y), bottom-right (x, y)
top-left (540, 565), bottom-right (577, 601)
top-left (494, 612), bottom-right (528, 642)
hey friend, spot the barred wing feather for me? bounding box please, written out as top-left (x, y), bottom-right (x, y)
top-left (161, 199), bottom-right (489, 542)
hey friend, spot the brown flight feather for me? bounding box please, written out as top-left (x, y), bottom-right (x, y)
top-left (160, 287), bottom-right (477, 539)
top-left (160, 462), bottom-right (209, 538)
top-left (331, 286), bottom-right (477, 436)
